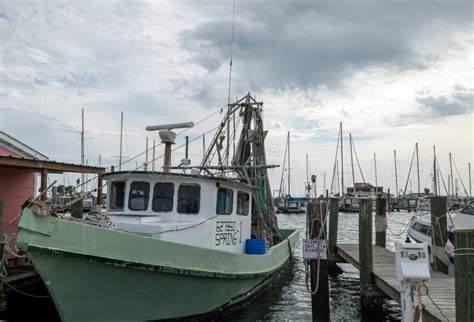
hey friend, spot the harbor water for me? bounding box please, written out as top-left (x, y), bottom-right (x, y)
top-left (224, 211), bottom-right (414, 321)
top-left (4, 211), bottom-right (414, 321)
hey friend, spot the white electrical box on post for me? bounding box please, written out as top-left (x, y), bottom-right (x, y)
top-left (395, 239), bottom-right (430, 322)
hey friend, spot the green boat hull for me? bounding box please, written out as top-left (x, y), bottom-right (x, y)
top-left (17, 209), bottom-right (300, 321)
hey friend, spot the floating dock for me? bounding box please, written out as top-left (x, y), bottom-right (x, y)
top-left (336, 244), bottom-right (455, 321)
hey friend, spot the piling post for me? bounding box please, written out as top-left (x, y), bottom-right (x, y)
top-left (328, 197), bottom-right (339, 270)
top-left (0, 199), bottom-right (5, 311)
top-left (307, 201), bottom-right (329, 321)
top-left (359, 198), bottom-right (379, 311)
top-left (375, 196), bottom-right (387, 248)
top-left (431, 196), bottom-right (448, 273)
top-left (454, 229), bottom-right (474, 321)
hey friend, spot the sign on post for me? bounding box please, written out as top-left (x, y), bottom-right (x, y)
top-left (303, 239), bottom-right (328, 260)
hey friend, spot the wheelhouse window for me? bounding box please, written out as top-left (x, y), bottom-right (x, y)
top-left (128, 181), bottom-right (150, 211)
top-left (216, 187), bottom-right (233, 215)
top-left (237, 191), bottom-right (250, 216)
top-left (109, 181), bottom-right (125, 211)
top-left (178, 184), bottom-right (200, 214)
top-left (152, 182), bottom-right (174, 212)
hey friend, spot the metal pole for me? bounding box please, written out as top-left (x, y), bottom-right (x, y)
top-left (433, 146), bottom-right (437, 195)
top-left (374, 153), bottom-right (378, 194)
top-left (287, 132), bottom-right (291, 197)
top-left (469, 162), bottom-right (472, 197)
top-left (119, 111), bottom-right (123, 171)
top-left (81, 108), bottom-right (85, 192)
top-left (340, 123), bottom-right (344, 196)
top-left (449, 152), bottom-right (454, 197)
top-left (394, 150), bottom-right (399, 197)
top-left (349, 133), bottom-right (356, 192)
top-left (416, 142), bottom-right (420, 195)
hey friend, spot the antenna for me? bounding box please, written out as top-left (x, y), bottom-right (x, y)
top-left (146, 122), bottom-right (194, 173)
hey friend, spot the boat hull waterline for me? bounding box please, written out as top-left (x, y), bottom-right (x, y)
top-left (17, 209), bottom-right (300, 321)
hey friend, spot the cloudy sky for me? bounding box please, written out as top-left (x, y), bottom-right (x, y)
top-left (1, 1), bottom-right (473, 196)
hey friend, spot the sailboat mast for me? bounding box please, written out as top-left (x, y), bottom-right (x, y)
top-left (287, 132), bottom-right (291, 197)
top-left (81, 108), bottom-right (85, 192)
top-left (339, 122), bottom-right (344, 196)
top-left (433, 146), bottom-right (437, 195)
top-left (306, 154), bottom-right (309, 197)
top-left (394, 150), bottom-right (399, 197)
top-left (469, 162), bottom-right (472, 197)
top-left (119, 111), bottom-right (124, 171)
top-left (349, 133), bottom-right (356, 193)
top-left (416, 142), bottom-right (420, 195)
top-left (449, 152), bottom-right (454, 197)
top-left (374, 153), bottom-right (378, 194)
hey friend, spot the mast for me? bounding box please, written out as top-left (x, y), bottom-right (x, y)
top-left (339, 122), bottom-right (344, 196)
top-left (323, 172), bottom-right (326, 196)
top-left (287, 132), bottom-right (291, 197)
top-left (449, 152), bottom-right (454, 197)
top-left (145, 137), bottom-right (149, 171)
top-left (448, 174), bottom-right (451, 195)
top-left (349, 133), bottom-right (356, 193)
top-left (306, 154), bottom-right (310, 198)
top-left (415, 142), bottom-right (420, 195)
top-left (374, 153), bottom-right (378, 194)
top-left (433, 146), bottom-right (437, 195)
top-left (81, 108), bottom-right (85, 192)
top-left (469, 162), bottom-right (472, 197)
top-left (394, 150), bottom-right (399, 197)
top-left (119, 111), bottom-right (124, 171)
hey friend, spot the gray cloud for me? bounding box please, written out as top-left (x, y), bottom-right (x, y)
top-left (389, 85), bottom-right (473, 126)
top-left (181, 1), bottom-right (472, 94)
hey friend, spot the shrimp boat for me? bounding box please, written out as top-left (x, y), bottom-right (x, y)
top-left (16, 94), bottom-right (299, 321)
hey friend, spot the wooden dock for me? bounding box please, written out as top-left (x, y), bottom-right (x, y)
top-left (337, 244), bottom-right (455, 321)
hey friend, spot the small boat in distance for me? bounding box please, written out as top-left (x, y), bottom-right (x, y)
top-left (17, 94), bottom-right (299, 321)
top-left (276, 132), bottom-right (304, 213)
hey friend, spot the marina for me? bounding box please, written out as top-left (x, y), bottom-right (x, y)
top-left (1, 1), bottom-right (473, 321)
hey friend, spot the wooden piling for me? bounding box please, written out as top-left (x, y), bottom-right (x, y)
top-left (307, 201), bottom-right (329, 321)
top-left (431, 196), bottom-right (448, 273)
top-left (454, 229), bottom-right (474, 322)
top-left (359, 198), bottom-right (378, 310)
top-left (328, 197), bottom-right (339, 270)
top-left (375, 197), bottom-right (387, 248)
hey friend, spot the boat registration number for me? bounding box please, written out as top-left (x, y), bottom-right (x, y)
top-left (215, 221), bottom-right (242, 246)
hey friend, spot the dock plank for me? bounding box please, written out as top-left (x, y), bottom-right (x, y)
top-left (337, 244), bottom-right (454, 321)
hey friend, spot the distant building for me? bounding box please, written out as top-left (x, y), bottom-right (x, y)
top-left (347, 182), bottom-right (384, 195)
top-left (0, 132), bottom-right (48, 236)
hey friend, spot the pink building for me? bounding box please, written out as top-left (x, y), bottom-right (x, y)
top-left (0, 132), bottom-right (48, 236)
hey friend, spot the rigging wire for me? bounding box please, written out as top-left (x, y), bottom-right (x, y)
top-left (329, 129), bottom-right (340, 195)
top-left (452, 157), bottom-right (469, 196)
top-left (403, 145), bottom-right (417, 196)
top-left (351, 136), bottom-right (366, 184)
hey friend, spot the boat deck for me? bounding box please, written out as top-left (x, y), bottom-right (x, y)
top-left (336, 244), bottom-right (455, 321)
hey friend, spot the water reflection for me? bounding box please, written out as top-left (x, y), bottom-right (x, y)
top-left (224, 211), bottom-right (413, 321)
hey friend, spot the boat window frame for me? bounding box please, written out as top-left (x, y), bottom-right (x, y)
top-left (109, 180), bottom-right (126, 211)
top-left (128, 181), bottom-right (151, 211)
top-left (216, 187), bottom-right (234, 215)
top-left (236, 191), bottom-right (250, 216)
top-left (177, 183), bottom-right (201, 214)
top-left (152, 182), bottom-right (175, 213)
